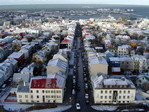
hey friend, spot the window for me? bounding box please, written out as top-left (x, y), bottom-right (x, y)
top-left (127, 96), bottom-right (129, 99)
top-left (37, 90), bottom-right (39, 93)
top-left (119, 96), bottom-right (121, 99)
top-left (105, 96), bottom-right (107, 99)
top-left (31, 90), bottom-right (33, 93)
top-left (109, 91), bottom-right (112, 93)
top-left (26, 100), bottom-right (28, 102)
top-left (128, 91), bottom-right (130, 93)
top-left (101, 91), bottom-right (103, 94)
top-left (37, 95), bottom-right (39, 98)
top-left (51, 91), bottom-right (53, 93)
top-left (109, 96), bottom-right (111, 99)
top-left (123, 96), bottom-right (125, 99)
top-left (19, 95), bottom-right (22, 98)
top-left (19, 99), bottom-right (22, 102)
top-left (123, 91), bottom-right (126, 94)
top-left (105, 91), bottom-right (107, 94)
top-left (100, 96), bottom-right (103, 99)
top-left (42, 90), bottom-right (44, 93)
top-left (31, 95), bottom-right (33, 98)
top-left (46, 96), bottom-right (50, 98)
top-left (119, 91), bottom-right (121, 94)
top-left (25, 95), bottom-right (28, 98)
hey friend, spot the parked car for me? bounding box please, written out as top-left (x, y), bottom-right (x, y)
top-left (76, 103), bottom-right (81, 110)
top-left (85, 93), bottom-right (89, 99)
top-left (84, 77), bottom-right (87, 82)
top-left (85, 83), bottom-right (88, 89)
top-left (86, 99), bottom-right (89, 104)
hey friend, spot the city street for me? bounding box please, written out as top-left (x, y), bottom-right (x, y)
top-left (63, 23), bottom-right (98, 112)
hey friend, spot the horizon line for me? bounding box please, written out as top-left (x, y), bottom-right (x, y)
top-left (0, 4), bottom-right (149, 6)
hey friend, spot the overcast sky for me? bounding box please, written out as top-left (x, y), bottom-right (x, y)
top-left (0, 0), bottom-right (149, 5)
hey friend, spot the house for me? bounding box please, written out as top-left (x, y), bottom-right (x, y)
top-left (92, 75), bottom-right (136, 104)
top-left (88, 55), bottom-right (108, 75)
top-left (52, 51), bottom-right (68, 62)
top-left (8, 52), bottom-right (24, 66)
top-left (136, 74), bottom-right (149, 87)
top-left (13, 73), bottom-right (31, 87)
top-left (32, 50), bottom-right (49, 64)
top-left (0, 63), bottom-right (13, 81)
top-left (105, 50), bottom-right (115, 61)
top-left (47, 58), bottom-right (67, 74)
top-left (117, 45), bottom-right (131, 57)
top-left (131, 55), bottom-right (148, 73)
top-left (109, 57), bottom-right (121, 75)
top-left (109, 57), bottom-right (120, 67)
top-left (21, 63), bottom-right (35, 76)
top-left (16, 73), bottom-right (66, 103)
top-left (120, 56), bottom-right (134, 72)
top-left (0, 48), bottom-right (5, 61)
top-left (60, 38), bottom-right (72, 49)
top-left (4, 58), bottom-right (18, 72)
top-left (0, 74), bottom-right (4, 86)
top-left (19, 48), bottom-right (29, 60)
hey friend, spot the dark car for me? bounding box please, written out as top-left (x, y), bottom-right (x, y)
top-left (86, 99), bottom-right (89, 104)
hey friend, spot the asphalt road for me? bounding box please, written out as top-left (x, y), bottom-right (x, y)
top-left (64, 23), bottom-right (98, 112)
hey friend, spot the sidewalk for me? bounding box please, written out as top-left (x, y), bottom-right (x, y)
top-left (2, 102), bottom-right (72, 112)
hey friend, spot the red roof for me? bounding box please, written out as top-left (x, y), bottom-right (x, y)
top-left (30, 78), bottom-right (60, 89)
top-left (61, 39), bottom-right (71, 44)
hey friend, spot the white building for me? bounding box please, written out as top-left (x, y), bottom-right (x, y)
top-left (52, 51), bottom-right (68, 62)
top-left (17, 72), bottom-right (66, 103)
top-left (88, 54), bottom-right (108, 75)
top-left (131, 55), bottom-right (148, 73)
top-left (47, 58), bottom-right (67, 74)
top-left (117, 45), bottom-right (131, 57)
top-left (92, 75), bottom-right (136, 104)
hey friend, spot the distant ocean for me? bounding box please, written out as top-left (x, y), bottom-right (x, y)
top-left (0, 4), bottom-right (149, 19)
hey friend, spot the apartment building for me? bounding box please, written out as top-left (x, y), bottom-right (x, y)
top-left (131, 55), bottom-right (148, 73)
top-left (117, 45), bottom-right (131, 57)
top-left (17, 73), bottom-right (66, 103)
top-left (92, 75), bottom-right (136, 104)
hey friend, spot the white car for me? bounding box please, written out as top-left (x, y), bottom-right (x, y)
top-left (76, 103), bottom-right (81, 110)
top-left (85, 93), bottom-right (89, 99)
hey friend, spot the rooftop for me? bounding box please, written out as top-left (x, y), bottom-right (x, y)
top-left (17, 85), bottom-right (29, 93)
top-left (8, 52), bottom-right (24, 59)
top-left (47, 58), bottom-right (67, 71)
top-left (30, 75), bottom-right (65, 89)
top-left (92, 75), bottom-right (136, 89)
top-left (109, 57), bottom-right (120, 62)
top-left (88, 55), bottom-right (108, 65)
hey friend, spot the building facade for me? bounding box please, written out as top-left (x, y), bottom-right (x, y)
top-left (92, 75), bottom-right (136, 104)
top-left (17, 74), bottom-right (66, 103)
